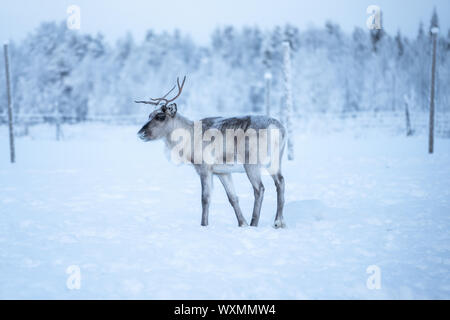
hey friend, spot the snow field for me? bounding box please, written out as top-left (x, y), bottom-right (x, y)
top-left (0, 123), bottom-right (449, 299)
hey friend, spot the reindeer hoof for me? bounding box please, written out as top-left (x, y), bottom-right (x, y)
top-left (273, 220), bottom-right (286, 229)
top-left (239, 221), bottom-right (249, 227)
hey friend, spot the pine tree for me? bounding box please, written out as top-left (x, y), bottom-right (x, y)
top-left (395, 30), bottom-right (404, 57)
top-left (414, 22), bottom-right (429, 110)
top-left (283, 24), bottom-right (300, 52)
top-left (447, 29), bottom-right (450, 52)
top-left (417, 22), bottom-right (425, 40)
top-left (429, 7), bottom-right (439, 35)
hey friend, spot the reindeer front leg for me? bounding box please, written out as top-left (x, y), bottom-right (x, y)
top-left (198, 169), bottom-right (212, 226)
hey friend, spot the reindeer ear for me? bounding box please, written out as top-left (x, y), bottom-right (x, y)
top-left (166, 103), bottom-right (177, 117)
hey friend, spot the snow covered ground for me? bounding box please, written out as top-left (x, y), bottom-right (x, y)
top-left (0, 122), bottom-right (449, 299)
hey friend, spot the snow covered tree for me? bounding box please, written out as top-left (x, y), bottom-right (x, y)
top-left (282, 41), bottom-right (294, 160)
top-left (2, 18), bottom-right (448, 128)
top-left (429, 8), bottom-right (439, 35)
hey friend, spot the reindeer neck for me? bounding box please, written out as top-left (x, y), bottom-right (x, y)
top-left (163, 113), bottom-right (194, 148)
top-left (173, 113), bottom-right (194, 128)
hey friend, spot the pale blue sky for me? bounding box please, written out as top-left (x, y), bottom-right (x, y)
top-left (1, 0), bottom-right (449, 44)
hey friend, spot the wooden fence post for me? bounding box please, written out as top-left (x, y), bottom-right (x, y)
top-left (428, 27), bottom-right (439, 154)
top-left (3, 43), bottom-right (15, 163)
top-left (403, 93), bottom-right (413, 136)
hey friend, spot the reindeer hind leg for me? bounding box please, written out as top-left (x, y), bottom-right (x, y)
top-left (271, 171), bottom-right (286, 229)
top-left (244, 164), bottom-right (265, 227)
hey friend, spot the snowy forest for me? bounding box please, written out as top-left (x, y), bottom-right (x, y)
top-left (1, 10), bottom-right (449, 125)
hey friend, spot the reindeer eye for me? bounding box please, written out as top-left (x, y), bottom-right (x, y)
top-left (155, 113), bottom-right (166, 121)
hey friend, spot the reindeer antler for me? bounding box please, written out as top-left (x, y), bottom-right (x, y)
top-left (135, 76), bottom-right (186, 106)
top-left (165, 76), bottom-right (186, 104)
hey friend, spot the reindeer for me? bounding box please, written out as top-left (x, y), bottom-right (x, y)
top-left (135, 77), bottom-right (286, 228)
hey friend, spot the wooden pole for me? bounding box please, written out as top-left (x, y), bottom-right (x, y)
top-left (3, 43), bottom-right (15, 163)
top-left (56, 114), bottom-right (61, 141)
top-left (54, 103), bottom-right (61, 141)
top-left (403, 93), bottom-right (413, 136)
top-left (428, 28), bottom-right (438, 154)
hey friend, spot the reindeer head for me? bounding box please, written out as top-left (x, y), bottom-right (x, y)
top-left (135, 76), bottom-right (186, 141)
